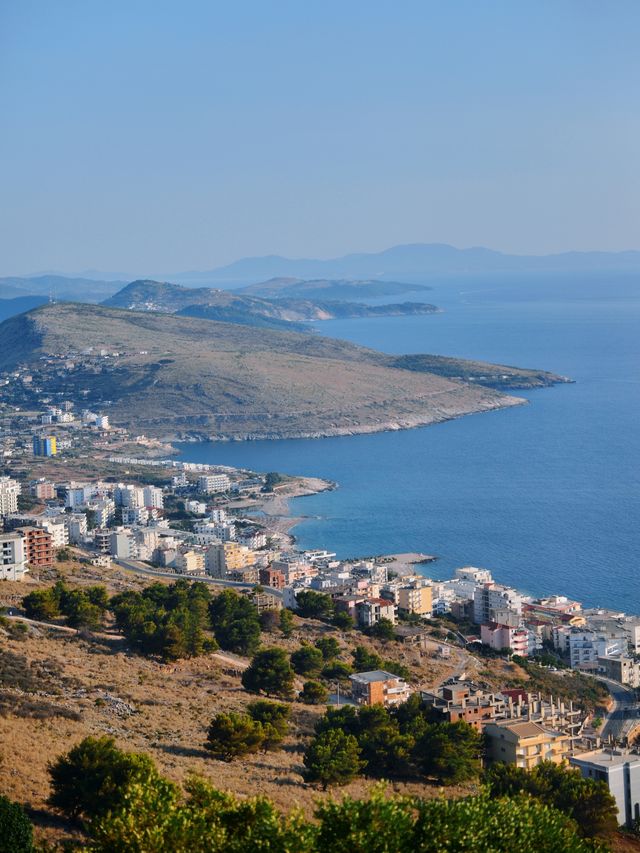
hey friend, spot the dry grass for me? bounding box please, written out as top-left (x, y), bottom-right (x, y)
top-left (0, 561), bottom-right (464, 847)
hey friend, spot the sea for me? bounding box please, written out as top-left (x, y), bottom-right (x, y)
top-left (175, 272), bottom-right (640, 613)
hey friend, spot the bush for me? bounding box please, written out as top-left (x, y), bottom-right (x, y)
top-left (279, 608), bottom-right (295, 638)
top-left (300, 680), bottom-right (329, 705)
top-left (111, 580), bottom-right (215, 661)
top-left (485, 761), bottom-right (618, 839)
top-left (332, 611), bottom-right (354, 631)
top-left (48, 736), bottom-right (168, 822)
top-left (209, 590), bottom-right (261, 656)
top-left (368, 617), bottom-right (396, 641)
top-left (290, 645), bottom-right (324, 677)
top-left (0, 794), bottom-right (33, 853)
top-left (351, 645), bottom-right (382, 672)
top-left (413, 720), bottom-right (482, 784)
top-left (22, 587), bottom-right (60, 621)
top-left (303, 729), bottom-right (365, 789)
top-left (295, 591), bottom-right (334, 619)
top-left (206, 712), bottom-right (266, 761)
top-left (246, 700), bottom-right (290, 748)
top-left (321, 661), bottom-right (353, 682)
top-left (314, 637), bottom-right (341, 660)
top-left (242, 647), bottom-right (295, 698)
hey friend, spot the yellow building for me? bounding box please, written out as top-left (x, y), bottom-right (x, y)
top-left (205, 541), bottom-right (255, 578)
top-left (398, 583), bottom-right (432, 617)
top-left (484, 719), bottom-right (572, 770)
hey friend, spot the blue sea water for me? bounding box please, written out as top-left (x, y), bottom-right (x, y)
top-left (175, 273), bottom-right (640, 612)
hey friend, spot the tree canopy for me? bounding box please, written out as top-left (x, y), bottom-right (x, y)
top-left (241, 647), bottom-right (295, 698)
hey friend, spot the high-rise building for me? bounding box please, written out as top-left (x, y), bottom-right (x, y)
top-left (0, 476), bottom-right (21, 516)
top-left (32, 435), bottom-right (57, 457)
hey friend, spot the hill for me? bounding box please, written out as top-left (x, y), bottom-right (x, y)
top-left (0, 303), bottom-right (561, 441)
top-left (103, 279), bottom-right (439, 330)
top-left (236, 277), bottom-right (432, 300)
top-left (0, 295), bottom-right (48, 322)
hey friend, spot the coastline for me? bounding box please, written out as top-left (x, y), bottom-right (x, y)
top-left (249, 476), bottom-right (335, 551)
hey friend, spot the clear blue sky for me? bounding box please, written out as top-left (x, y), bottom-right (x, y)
top-left (1, 0), bottom-right (639, 276)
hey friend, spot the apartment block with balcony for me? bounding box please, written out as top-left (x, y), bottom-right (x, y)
top-left (484, 719), bottom-right (572, 769)
top-left (16, 526), bottom-right (53, 568)
top-left (0, 476), bottom-right (21, 517)
top-left (0, 531), bottom-right (27, 580)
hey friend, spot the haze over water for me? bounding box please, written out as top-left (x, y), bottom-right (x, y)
top-left (176, 273), bottom-right (640, 613)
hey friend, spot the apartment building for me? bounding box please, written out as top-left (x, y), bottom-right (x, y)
top-left (350, 670), bottom-right (412, 707)
top-left (422, 683), bottom-right (508, 730)
top-left (205, 541), bottom-right (255, 578)
top-left (473, 582), bottom-right (522, 625)
top-left (16, 526), bottom-right (53, 568)
top-left (0, 476), bottom-right (21, 516)
top-left (143, 486), bottom-right (164, 509)
top-left (30, 480), bottom-right (56, 501)
top-left (174, 549), bottom-right (205, 574)
top-left (484, 719), bottom-right (572, 769)
top-left (397, 582), bottom-right (433, 618)
top-left (32, 435), bottom-right (57, 457)
top-left (259, 567), bottom-right (286, 590)
top-left (0, 531), bottom-right (27, 580)
top-left (570, 749), bottom-right (640, 827)
top-left (355, 597), bottom-right (398, 628)
top-left (198, 474), bottom-right (231, 494)
top-left (481, 622), bottom-right (529, 656)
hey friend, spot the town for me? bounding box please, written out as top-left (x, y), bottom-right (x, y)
top-left (3, 413), bottom-right (640, 835)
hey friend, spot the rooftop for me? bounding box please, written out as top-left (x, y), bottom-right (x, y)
top-left (350, 670), bottom-right (403, 684)
top-left (571, 749), bottom-right (640, 769)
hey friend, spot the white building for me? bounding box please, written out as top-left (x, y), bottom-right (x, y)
top-left (39, 518), bottom-right (69, 548)
top-left (143, 486), bottom-right (164, 509)
top-left (67, 514), bottom-right (88, 544)
top-left (186, 500), bottom-right (207, 515)
top-left (570, 749), bottom-right (640, 827)
top-left (65, 484), bottom-right (92, 509)
top-left (115, 485), bottom-right (145, 508)
top-left (473, 582), bottom-right (522, 625)
top-left (110, 530), bottom-right (136, 559)
top-left (0, 476), bottom-right (21, 516)
top-left (122, 506), bottom-right (150, 526)
top-left (0, 531), bottom-right (27, 580)
top-left (198, 474), bottom-right (231, 494)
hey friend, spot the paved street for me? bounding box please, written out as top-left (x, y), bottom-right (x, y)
top-left (600, 675), bottom-right (640, 743)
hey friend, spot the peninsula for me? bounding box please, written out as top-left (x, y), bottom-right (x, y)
top-left (0, 303), bottom-right (567, 442)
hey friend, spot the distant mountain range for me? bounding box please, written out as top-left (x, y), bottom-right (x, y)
top-left (7, 243), bottom-right (640, 291)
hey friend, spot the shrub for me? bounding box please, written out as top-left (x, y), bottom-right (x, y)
top-left (314, 637), bottom-right (341, 660)
top-left (206, 712), bottom-right (266, 761)
top-left (242, 648), bottom-right (295, 698)
top-left (300, 680), bottom-right (329, 705)
top-left (303, 729), bottom-right (365, 789)
top-left (247, 700), bottom-right (290, 748)
top-left (48, 736), bottom-right (168, 822)
top-left (290, 645), bottom-right (324, 677)
top-left (0, 794), bottom-right (33, 852)
top-left (351, 645), bottom-right (382, 672)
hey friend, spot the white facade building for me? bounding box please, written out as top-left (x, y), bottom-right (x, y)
top-left (0, 531), bottom-right (27, 580)
top-left (198, 474), bottom-right (231, 494)
top-left (0, 476), bottom-right (21, 516)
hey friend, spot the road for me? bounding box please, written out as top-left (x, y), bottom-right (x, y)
top-left (599, 675), bottom-right (640, 743)
top-left (112, 558), bottom-right (283, 598)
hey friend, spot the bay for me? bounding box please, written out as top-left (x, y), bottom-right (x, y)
top-left (175, 273), bottom-right (640, 612)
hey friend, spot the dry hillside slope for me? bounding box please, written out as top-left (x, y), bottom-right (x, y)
top-left (0, 303), bottom-right (538, 440)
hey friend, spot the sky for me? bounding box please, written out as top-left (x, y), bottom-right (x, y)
top-left (1, 0), bottom-right (639, 276)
